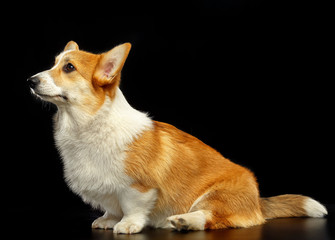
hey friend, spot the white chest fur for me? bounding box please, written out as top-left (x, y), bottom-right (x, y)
top-left (53, 88), bottom-right (153, 210)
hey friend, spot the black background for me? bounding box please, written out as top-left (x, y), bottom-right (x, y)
top-left (2, 1), bottom-right (333, 216)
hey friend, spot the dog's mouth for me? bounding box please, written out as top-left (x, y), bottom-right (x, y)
top-left (39, 93), bottom-right (68, 100)
top-left (31, 89), bottom-right (68, 101)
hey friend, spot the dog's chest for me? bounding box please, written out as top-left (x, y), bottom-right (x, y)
top-left (54, 117), bottom-right (132, 197)
top-left (53, 89), bottom-right (153, 208)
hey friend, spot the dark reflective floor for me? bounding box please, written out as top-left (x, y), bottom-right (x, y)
top-left (89, 218), bottom-right (333, 240)
top-left (6, 204), bottom-right (334, 240)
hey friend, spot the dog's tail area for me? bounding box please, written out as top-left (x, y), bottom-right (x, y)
top-left (260, 194), bottom-right (327, 219)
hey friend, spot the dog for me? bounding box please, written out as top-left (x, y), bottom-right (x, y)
top-left (28, 41), bottom-right (327, 234)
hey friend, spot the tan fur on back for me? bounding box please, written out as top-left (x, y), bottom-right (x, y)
top-left (125, 121), bottom-right (265, 228)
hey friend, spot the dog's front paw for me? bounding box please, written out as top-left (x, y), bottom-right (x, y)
top-left (113, 221), bottom-right (143, 234)
top-left (92, 216), bottom-right (118, 229)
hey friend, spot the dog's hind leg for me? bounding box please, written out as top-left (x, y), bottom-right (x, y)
top-left (167, 179), bottom-right (265, 231)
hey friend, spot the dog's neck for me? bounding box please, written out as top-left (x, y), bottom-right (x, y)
top-left (53, 88), bottom-right (153, 140)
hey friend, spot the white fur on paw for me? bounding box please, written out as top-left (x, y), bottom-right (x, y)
top-left (92, 216), bottom-right (118, 229)
top-left (113, 221), bottom-right (143, 234)
top-left (167, 212), bottom-right (206, 231)
top-left (167, 216), bottom-right (189, 231)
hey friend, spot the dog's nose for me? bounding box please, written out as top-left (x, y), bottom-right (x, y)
top-left (27, 76), bottom-right (40, 89)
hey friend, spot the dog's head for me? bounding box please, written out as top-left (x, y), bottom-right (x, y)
top-left (28, 41), bottom-right (131, 113)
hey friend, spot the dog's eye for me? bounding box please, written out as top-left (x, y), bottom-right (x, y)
top-left (63, 63), bottom-right (76, 73)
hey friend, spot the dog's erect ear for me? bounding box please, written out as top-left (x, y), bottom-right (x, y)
top-left (64, 41), bottom-right (79, 51)
top-left (93, 43), bottom-right (131, 86)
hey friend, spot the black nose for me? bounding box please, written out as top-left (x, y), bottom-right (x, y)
top-left (27, 76), bottom-right (40, 89)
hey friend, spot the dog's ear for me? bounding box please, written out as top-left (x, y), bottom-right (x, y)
top-left (64, 41), bottom-right (79, 51)
top-left (93, 43), bottom-right (131, 86)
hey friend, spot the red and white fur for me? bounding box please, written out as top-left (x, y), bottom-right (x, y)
top-left (28, 41), bottom-right (327, 234)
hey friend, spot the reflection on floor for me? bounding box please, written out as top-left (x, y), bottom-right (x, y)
top-left (5, 204), bottom-right (335, 240)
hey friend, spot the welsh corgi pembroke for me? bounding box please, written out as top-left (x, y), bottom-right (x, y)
top-left (28, 41), bottom-right (327, 234)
